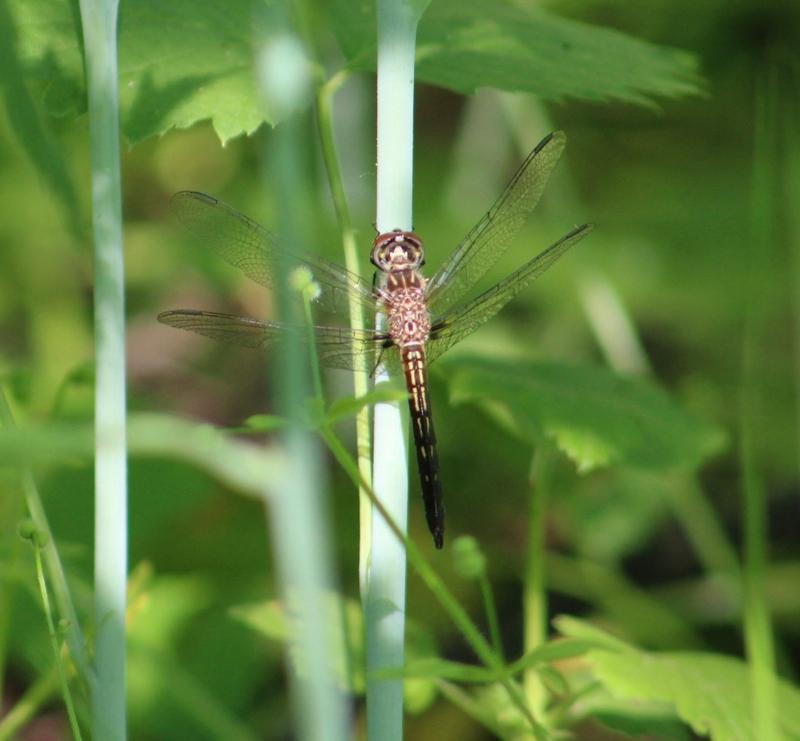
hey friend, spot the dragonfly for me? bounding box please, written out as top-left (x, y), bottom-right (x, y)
top-left (158, 130), bottom-right (592, 549)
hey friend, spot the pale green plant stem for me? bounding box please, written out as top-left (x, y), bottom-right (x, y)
top-left (77, 0), bottom-right (128, 737)
top-left (740, 62), bottom-right (779, 741)
top-left (315, 69), bottom-right (374, 595)
top-left (365, 1), bottom-right (424, 738)
top-left (524, 444), bottom-right (551, 726)
top-left (322, 429), bottom-right (547, 740)
top-left (435, 680), bottom-right (510, 739)
top-left (257, 18), bottom-right (348, 741)
top-left (32, 542), bottom-right (83, 740)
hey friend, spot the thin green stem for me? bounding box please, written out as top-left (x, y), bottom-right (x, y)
top-left (524, 445), bottom-right (551, 725)
top-left (740, 59), bottom-right (779, 741)
top-left (435, 680), bottom-right (511, 739)
top-left (78, 0), bottom-right (128, 737)
top-left (0, 388), bottom-right (93, 688)
top-left (315, 69), bottom-right (374, 594)
top-left (669, 478), bottom-right (740, 577)
top-left (321, 428), bottom-right (547, 740)
top-left (32, 542), bottom-right (83, 740)
top-left (479, 576), bottom-right (504, 661)
top-left (299, 277), bottom-right (325, 402)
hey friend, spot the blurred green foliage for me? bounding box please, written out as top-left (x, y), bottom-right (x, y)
top-left (1, 0), bottom-right (799, 739)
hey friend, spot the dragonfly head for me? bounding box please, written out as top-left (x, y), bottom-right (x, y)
top-left (371, 230), bottom-right (425, 272)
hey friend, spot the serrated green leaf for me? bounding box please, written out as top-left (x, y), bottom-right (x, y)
top-left (553, 616), bottom-right (633, 652)
top-left (507, 638), bottom-right (595, 674)
top-left (443, 357), bottom-right (725, 473)
top-left (10, 0), bottom-right (702, 147)
top-left (581, 696), bottom-right (691, 741)
top-left (11, 0), bottom-right (277, 144)
top-left (557, 618), bottom-right (800, 741)
top-left (0, 0), bottom-right (82, 237)
top-left (325, 382), bottom-right (408, 425)
top-left (333, 0), bottom-right (702, 106)
top-left (591, 651), bottom-right (800, 741)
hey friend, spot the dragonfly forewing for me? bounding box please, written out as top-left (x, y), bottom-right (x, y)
top-left (171, 191), bottom-right (377, 317)
top-left (425, 131), bottom-right (567, 316)
top-left (425, 223), bottom-right (593, 364)
top-left (158, 309), bottom-right (392, 373)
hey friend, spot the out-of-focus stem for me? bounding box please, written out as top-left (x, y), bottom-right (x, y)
top-left (316, 70), bottom-right (374, 595)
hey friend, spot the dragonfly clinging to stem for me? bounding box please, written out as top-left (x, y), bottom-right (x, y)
top-left (158, 130), bottom-right (592, 548)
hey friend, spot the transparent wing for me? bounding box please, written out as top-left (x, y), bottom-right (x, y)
top-left (425, 131), bottom-right (567, 316)
top-left (425, 224), bottom-right (593, 364)
top-left (158, 309), bottom-right (394, 373)
top-left (172, 191), bottom-right (377, 316)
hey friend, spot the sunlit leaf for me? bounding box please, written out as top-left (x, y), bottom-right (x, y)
top-left (0, 0), bottom-right (82, 236)
top-left (442, 357), bottom-right (725, 473)
top-left (333, 0), bottom-right (702, 106)
top-left (10, 0), bottom-right (275, 144)
top-left (557, 617), bottom-right (800, 740)
top-left (10, 0), bottom-right (701, 148)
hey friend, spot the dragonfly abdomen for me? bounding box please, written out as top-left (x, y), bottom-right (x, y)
top-left (401, 345), bottom-right (445, 548)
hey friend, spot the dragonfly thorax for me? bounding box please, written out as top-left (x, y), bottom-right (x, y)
top-left (371, 229), bottom-right (425, 272)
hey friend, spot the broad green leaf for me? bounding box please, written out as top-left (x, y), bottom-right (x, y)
top-left (507, 637), bottom-right (596, 674)
top-left (0, 0), bottom-right (82, 237)
top-left (333, 0), bottom-right (701, 106)
top-left (578, 696), bottom-right (692, 741)
top-left (557, 617), bottom-right (800, 741)
top-left (11, 0), bottom-right (701, 147)
top-left (325, 382), bottom-right (408, 425)
top-left (552, 615), bottom-right (632, 652)
top-left (442, 357), bottom-right (725, 473)
top-left (11, 0), bottom-right (277, 144)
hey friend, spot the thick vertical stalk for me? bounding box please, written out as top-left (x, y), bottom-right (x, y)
top-left (77, 1), bottom-right (127, 738)
top-left (524, 444), bottom-right (551, 726)
top-left (257, 20), bottom-right (348, 741)
top-left (366, 2), bottom-right (425, 738)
